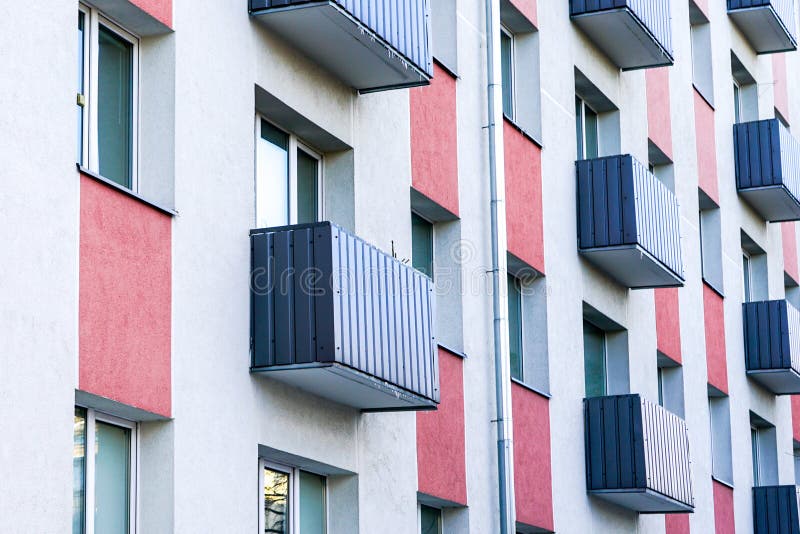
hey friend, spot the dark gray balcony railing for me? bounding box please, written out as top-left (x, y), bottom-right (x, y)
top-left (577, 154), bottom-right (684, 289)
top-left (743, 300), bottom-right (800, 394)
top-left (569, 0), bottom-right (673, 70)
top-left (584, 395), bottom-right (694, 513)
top-left (250, 222), bottom-right (439, 411)
top-left (249, 0), bottom-right (433, 92)
top-left (734, 119), bottom-right (800, 221)
top-left (753, 486), bottom-right (800, 534)
top-left (728, 0), bottom-right (797, 53)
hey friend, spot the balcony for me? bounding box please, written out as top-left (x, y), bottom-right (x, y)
top-left (735, 119), bottom-right (800, 221)
top-left (743, 300), bottom-right (800, 394)
top-left (728, 0), bottom-right (797, 54)
top-left (250, 222), bottom-right (439, 411)
top-left (584, 395), bottom-right (694, 513)
top-left (577, 154), bottom-right (684, 289)
top-left (249, 0), bottom-right (433, 93)
top-left (569, 0), bottom-right (673, 70)
top-left (753, 486), bottom-right (800, 534)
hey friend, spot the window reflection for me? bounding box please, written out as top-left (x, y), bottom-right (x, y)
top-left (264, 467), bottom-right (290, 534)
top-left (72, 408), bottom-right (86, 534)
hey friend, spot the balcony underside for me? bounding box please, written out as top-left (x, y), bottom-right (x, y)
top-left (739, 185), bottom-right (800, 222)
top-left (251, 362), bottom-right (438, 411)
top-left (580, 244), bottom-right (684, 289)
top-left (747, 368), bottom-right (800, 395)
top-left (571, 8), bottom-right (673, 70)
top-left (251, 3), bottom-right (430, 92)
top-left (729, 6), bottom-right (797, 53)
top-left (590, 488), bottom-right (695, 514)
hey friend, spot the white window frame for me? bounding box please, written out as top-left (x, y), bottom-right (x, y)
top-left (78, 406), bottom-right (139, 534)
top-left (743, 250), bottom-right (753, 302)
top-left (752, 425), bottom-right (762, 486)
top-left (733, 80), bottom-right (742, 124)
top-left (258, 458), bottom-right (328, 534)
top-left (255, 115), bottom-right (324, 227)
top-left (500, 26), bottom-right (516, 120)
top-left (78, 4), bottom-right (140, 190)
top-left (508, 273), bottom-right (525, 381)
top-left (575, 96), bottom-right (599, 160)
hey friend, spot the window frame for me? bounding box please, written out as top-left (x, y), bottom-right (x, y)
top-left (743, 250), bottom-right (753, 302)
top-left (258, 458), bottom-right (328, 534)
top-left (78, 4), bottom-right (140, 190)
top-left (575, 96), bottom-right (599, 160)
top-left (733, 80), bottom-right (742, 124)
top-left (419, 503), bottom-right (443, 534)
top-left (507, 273), bottom-right (524, 382)
top-left (411, 211), bottom-right (435, 279)
top-left (500, 25), bottom-right (515, 120)
top-left (255, 115), bottom-right (324, 228)
top-left (583, 320), bottom-right (608, 397)
top-left (75, 406), bottom-right (138, 534)
top-left (751, 425), bottom-right (762, 486)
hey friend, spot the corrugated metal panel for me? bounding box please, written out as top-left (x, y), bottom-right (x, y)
top-left (255, 0), bottom-right (432, 78)
top-left (576, 154), bottom-right (683, 280)
top-left (728, 0), bottom-right (797, 40)
top-left (743, 299), bottom-right (800, 372)
top-left (734, 119), bottom-right (784, 189)
top-left (584, 394), bottom-right (694, 509)
top-left (251, 222), bottom-right (439, 403)
top-left (569, 0), bottom-right (672, 55)
top-left (753, 485), bottom-right (800, 534)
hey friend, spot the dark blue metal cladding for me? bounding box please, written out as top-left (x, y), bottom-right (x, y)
top-left (735, 119), bottom-right (785, 190)
top-left (753, 486), bottom-right (800, 534)
top-left (569, 0), bottom-right (673, 57)
top-left (743, 300), bottom-right (800, 372)
top-left (728, 0), bottom-right (797, 43)
top-left (251, 0), bottom-right (433, 79)
top-left (250, 222), bottom-right (439, 403)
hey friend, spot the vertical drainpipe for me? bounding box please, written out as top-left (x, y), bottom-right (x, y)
top-left (484, 0), bottom-right (516, 532)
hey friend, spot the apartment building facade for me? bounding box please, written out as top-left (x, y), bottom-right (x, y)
top-left (4, 0), bottom-right (800, 532)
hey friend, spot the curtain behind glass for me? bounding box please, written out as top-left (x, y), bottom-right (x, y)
top-left (72, 408), bottom-right (87, 534)
top-left (97, 25), bottom-right (133, 188)
top-left (299, 471), bottom-right (325, 534)
top-left (94, 422), bottom-right (130, 534)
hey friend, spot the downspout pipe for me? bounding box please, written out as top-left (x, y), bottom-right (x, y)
top-left (484, 0), bottom-right (516, 532)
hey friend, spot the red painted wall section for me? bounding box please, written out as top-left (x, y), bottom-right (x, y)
top-left (130, 0), bottom-right (172, 28)
top-left (79, 175), bottom-right (172, 417)
top-left (783, 222), bottom-right (799, 284)
top-left (713, 480), bottom-right (736, 534)
top-left (511, 383), bottom-right (554, 532)
top-left (704, 284), bottom-right (728, 394)
top-left (504, 121), bottom-right (544, 273)
top-left (773, 54), bottom-right (790, 123)
top-left (793, 396), bottom-right (800, 443)
top-left (646, 67), bottom-right (673, 160)
top-left (416, 349), bottom-right (467, 505)
top-left (410, 64), bottom-right (459, 217)
top-left (655, 288), bottom-right (682, 363)
top-left (694, 89), bottom-right (719, 204)
top-left (509, 0), bottom-right (537, 27)
top-left (666, 514), bottom-right (691, 534)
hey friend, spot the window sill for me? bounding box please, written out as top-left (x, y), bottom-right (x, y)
top-left (77, 164), bottom-right (177, 216)
top-left (503, 115), bottom-right (543, 148)
top-left (511, 377), bottom-right (552, 399)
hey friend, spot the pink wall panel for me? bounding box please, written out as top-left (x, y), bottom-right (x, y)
top-left (504, 121), bottom-right (544, 273)
top-left (655, 287), bottom-right (682, 363)
top-left (793, 396), bottom-right (800, 443)
top-left (783, 222), bottom-right (799, 284)
top-left (79, 175), bottom-right (172, 417)
top-left (646, 67), bottom-right (673, 159)
top-left (773, 54), bottom-right (790, 123)
top-left (694, 89), bottom-right (719, 204)
top-left (666, 514), bottom-right (691, 534)
top-left (512, 383), bottom-right (554, 532)
top-left (704, 284), bottom-right (728, 394)
top-left (131, 0), bottom-right (172, 28)
top-left (410, 64), bottom-right (459, 217)
top-left (416, 349), bottom-right (467, 505)
top-left (713, 480), bottom-right (736, 534)
top-left (509, 0), bottom-right (537, 27)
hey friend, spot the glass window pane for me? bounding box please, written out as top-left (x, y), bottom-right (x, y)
top-left (299, 471), bottom-right (326, 534)
top-left (584, 105), bottom-right (599, 159)
top-left (507, 275), bottom-right (523, 381)
top-left (257, 120), bottom-right (290, 228)
top-left (420, 505), bottom-right (441, 534)
top-left (94, 421), bottom-right (131, 534)
top-left (296, 149), bottom-right (319, 225)
top-left (657, 367), bottom-right (664, 407)
top-left (575, 96), bottom-right (584, 159)
top-left (72, 408), bottom-right (86, 534)
top-left (97, 25), bottom-right (133, 188)
top-left (264, 467), bottom-right (290, 534)
top-left (743, 254), bottom-right (752, 302)
top-left (500, 31), bottom-right (513, 118)
top-left (77, 12), bottom-right (85, 165)
top-left (583, 321), bottom-right (606, 397)
top-left (751, 427), bottom-right (760, 485)
top-left (411, 214), bottom-right (434, 278)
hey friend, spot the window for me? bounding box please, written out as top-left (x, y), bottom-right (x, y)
top-left (419, 504), bottom-right (442, 534)
top-left (508, 274), bottom-right (524, 381)
top-left (259, 460), bottom-right (327, 534)
top-left (708, 392), bottom-right (733, 485)
top-left (657, 357), bottom-right (685, 417)
top-left (689, 2), bottom-right (713, 104)
top-left (256, 118), bottom-right (322, 228)
top-left (657, 367), bottom-right (664, 406)
top-left (500, 28), bottom-right (514, 119)
top-left (743, 251), bottom-right (753, 302)
top-left (575, 96), bottom-right (598, 160)
top-left (751, 425), bottom-right (762, 485)
top-left (731, 53), bottom-right (758, 124)
top-left (412, 213), bottom-right (434, 278)
top-left (699, 191), bottom-right (724, 293)
top-left (583, 321), bottom-right (607, 397)
top-left (73, 407), bottom-right (137, 534)
top-left (77, 5), bottom-right (138, 189)
top-left (750, 414), bottom-right (779, 487)
top-left (733, 81), bottom-right (742, 124)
